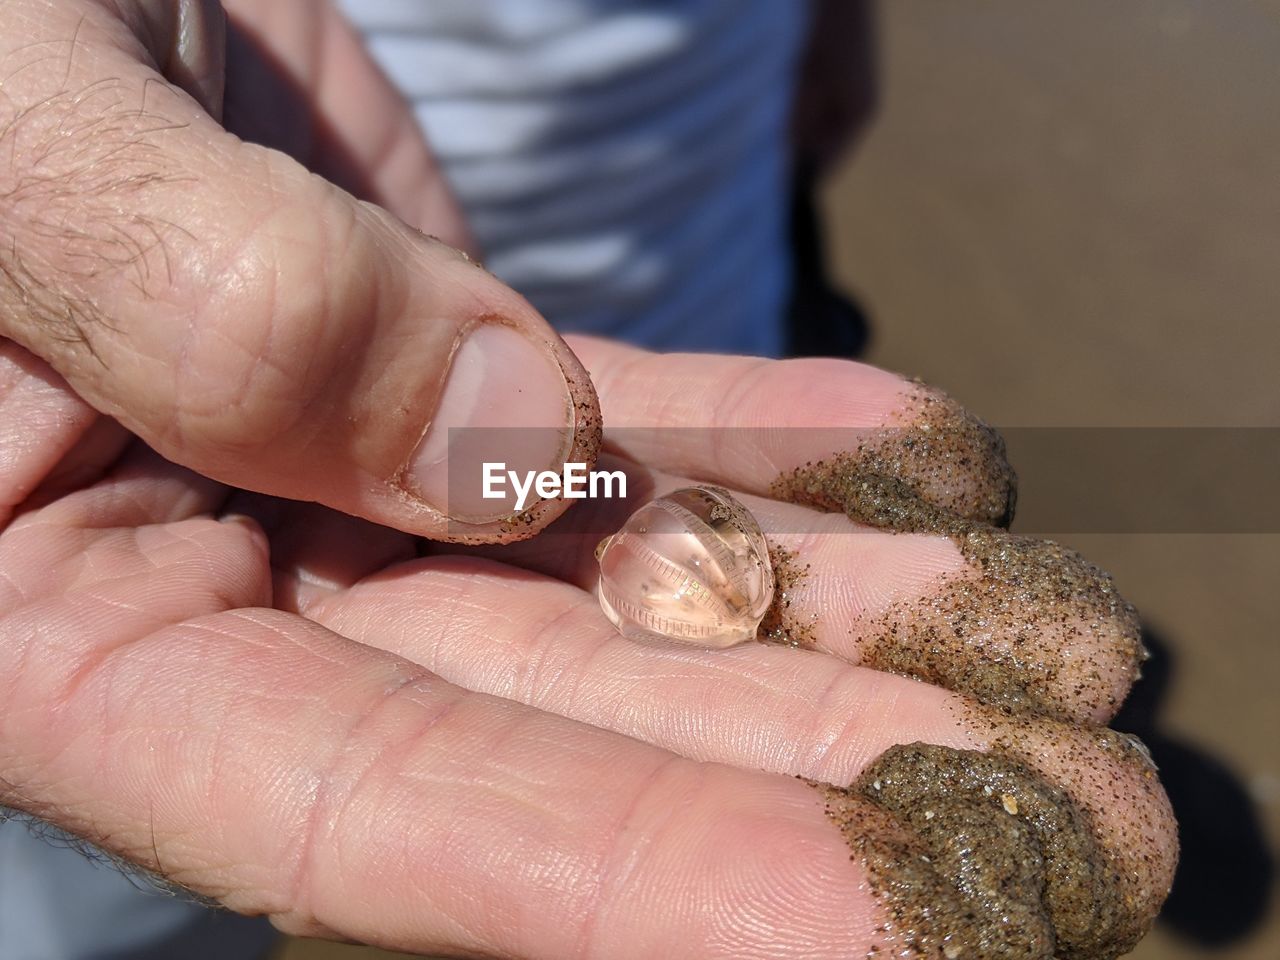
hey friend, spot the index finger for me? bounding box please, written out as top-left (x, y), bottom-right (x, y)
top-left (568, 335), bottom-right (1015, 529)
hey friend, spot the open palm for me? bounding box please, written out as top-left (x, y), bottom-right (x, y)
top-left (0, 2), bottom-right (1174, 958)
top-left (1, 334), bottom-right (1174, 958)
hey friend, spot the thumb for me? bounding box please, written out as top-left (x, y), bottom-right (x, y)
top-left (0, 1), bottom-right (598, 541)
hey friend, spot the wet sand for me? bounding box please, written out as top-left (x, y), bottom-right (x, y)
top-left (765, 389), bottom-right (1165, 955)
top-left (772, 385), bottom-right (1141, 722)
top-left (819, 741), bottom-right (1139, 960)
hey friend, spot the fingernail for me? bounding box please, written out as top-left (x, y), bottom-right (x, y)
top-left (404, 323), bottom-right (574, 522)
top-left (1120, 732), bottom-right (1158, 771)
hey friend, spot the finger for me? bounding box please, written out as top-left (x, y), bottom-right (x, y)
top-left (222, 492), bottom-right (416, 612)
top-left (3, 495), bottom-right (892, 959)
top-left (567, 335), bottom-right (1015, 528)
top-left (304, 557), bottom-right (1176, 956)
top-left (306, 555), bottom-right (968, 779)
top-left (457, 456), bottom-right (1141, 723)
top-left (0, 484), bottom-right (267, 629)
top-left (3, 450), bottom-right (230, 602)
top-left (0, 340), bottom-right (100, 525)
top-left (219, 0), bottom-right (475, 252)
top-left (0, 1), bottom-right (598, 543)
top-left (16, 413), bottom-right (134, 513)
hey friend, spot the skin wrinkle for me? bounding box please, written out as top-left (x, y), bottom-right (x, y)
top-left (355, 700), bottom-right (605, 957)
top-left (573, 753), bottom-right (692, 960)
top-left (422, 563), bottom-right (521, 675)
top-left (187, 190), bottom-right (427, 473)
top-left (48, 521), bottom-right (266, 712)
top-left (172, 248), bottom-right (285, 441)
top-left (254, 175), bottom-right (340, 450)
top-left (793, 667), bottom-right (866, 775)
top-left (518, 596), bottom-right (595, 710)
top-left (164, 159), bottom-right (294, 444)
top-left (813, 670), bottom-right (921, 780)
top-left (707, 358), bottom-right (773, 478)
top-left (276, 656), bottom-right (441, 927)
top-left (0, 532), bottom-right (37, 604)
top-left (167, 179), bottom-right (276, 398)
top-left (161, 176), bottom-right (410, 471)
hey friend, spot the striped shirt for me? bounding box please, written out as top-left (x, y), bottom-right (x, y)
top-left (337, 0), bottom-right (811, 355)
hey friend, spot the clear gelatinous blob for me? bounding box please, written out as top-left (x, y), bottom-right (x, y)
top-left (596, 485), bottom-right (774, 648)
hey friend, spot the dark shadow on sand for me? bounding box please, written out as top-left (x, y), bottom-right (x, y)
top-left (786, 169), bottom-right (872, 361)
top-left (1111, 625), bottom-right (1276, 947)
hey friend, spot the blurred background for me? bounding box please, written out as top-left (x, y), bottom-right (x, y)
top-left (279, 1), bottom-right (1278, 958)
top-left (823, 4), bottom-right (1279, 956)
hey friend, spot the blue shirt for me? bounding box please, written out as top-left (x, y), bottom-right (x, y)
top-left (338, 0), bottom-right (809, 355)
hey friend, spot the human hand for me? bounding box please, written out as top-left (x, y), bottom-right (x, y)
top-left (0, 0), bottom-right (598, 543)
top-left (2, 333), bottom-right (1175, 958)
top-left (0, 2), bottom-right (1175, 957)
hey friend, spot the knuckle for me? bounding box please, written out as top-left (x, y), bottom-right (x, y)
top-left (167, 172), bottom-right (384, 457)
